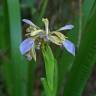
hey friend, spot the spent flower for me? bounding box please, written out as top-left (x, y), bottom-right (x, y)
top-left (20, 18), bottom-right (75, 61)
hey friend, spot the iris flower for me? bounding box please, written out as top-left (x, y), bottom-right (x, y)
top-left (20, 18), bottom-right (75, 61)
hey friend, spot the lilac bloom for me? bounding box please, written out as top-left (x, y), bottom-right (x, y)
top-left (39, 32), bottom-right (43, 38)
top-left (20, 18), bottom-right (75, 61)
top-left (58, 25), bottom-right (74, 31)
top-left (22, 19), bottom-right (38, 28)
top-left (20, 38), bottom-right (34, 55)
top-left (44, 35), bottom-right (49, 41)
top-left (63, 39), bottom-right (75, 56)
top-left (22, 19), bottom-right (33, 25)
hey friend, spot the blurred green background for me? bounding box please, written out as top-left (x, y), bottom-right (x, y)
top-left (0, 0), bottom-right (96, 96)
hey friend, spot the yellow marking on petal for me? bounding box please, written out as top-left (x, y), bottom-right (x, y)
top-left (30, 30), bottom-right (43, 36)
top-left (25, 33), bottom-right (30, 36)
top-left (26, 26), bottom-right (36, 32)
top-left (51, 31), bottom-right (67, 40)
top-left (49, 35), bottom-right (63, 45)
top-left (30, 47), bottom-right (36, 61)
top-left (42, 18), bottom-right (49, 35)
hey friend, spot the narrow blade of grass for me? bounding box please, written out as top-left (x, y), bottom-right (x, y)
top-left (3, 0), bottom-right (28, 96)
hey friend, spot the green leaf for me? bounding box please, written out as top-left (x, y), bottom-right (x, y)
top-left (3, 0), bottom-right (28, 96)
top-left (82, 0), bottom-right (96, 25)
top-left (63, 4), bottom-right (96, 96)
top-left (42, 44), bottom-right (58, 96)
top-left (39, 0), bottom-right (48, 19)
top-left (42, 44), bottom-right (55, 90)
top-left (27, 60), bottom-right (36, 96)
top-left (41, 78), bottom-right (50, 96)
top-left (55, 1), bottom-right (96, 95)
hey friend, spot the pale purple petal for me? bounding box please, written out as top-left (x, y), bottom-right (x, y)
top-left (39, 32), bottom-right (43, 38)
top-left (22, 19), bottom-right (38, 28)
top-left (20, 38), bottom-right (34, 55)
top-left (44, 35), bottom-right (49, 41)
top-left (22, 19), bottom-right (33, 25)
top-left (58, 25), bottom-right (74, 31)
top-left (63, 39), bottom-right (75, 56)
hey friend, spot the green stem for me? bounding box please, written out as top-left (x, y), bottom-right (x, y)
top-left (41, 44), bottom-right (58, 96)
